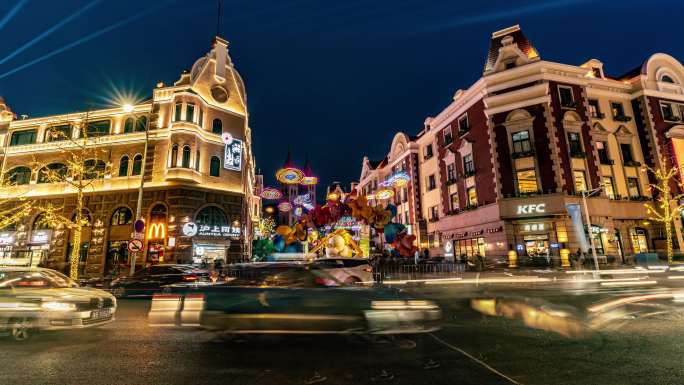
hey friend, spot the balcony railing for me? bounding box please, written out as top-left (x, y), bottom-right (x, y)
top-left (458, 128), bottom-right (470, 137)
top-left (445, 178), bottom-right (458, 186)
top-left (569, 150), bottom-right (586, 159)
top-left (613, 114), bottom-right (632, 122)
top-left (663, 114), bottom-right (681, 122)
top-left (561, 100), bottom-right (580, 109)
top-left (462, 170), bottom-right (476, 178)
top-left (512, 149), bottom-right (535, 159)
top-left (599, 158), bottom-right (614, 165)
top-left (443, 136), bottom-right (453, 146)
top-left (624, 160), bottom-right (641, 167)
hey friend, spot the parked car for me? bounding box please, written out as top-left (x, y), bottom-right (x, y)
top-left (310, 257), bottom-right (373, 284)
top-left (0, 267), bottom-right (117, 341)
top-left (110, 264), bottom-right (210, 298)
top-left (149, 264), bottom-right (441, 335)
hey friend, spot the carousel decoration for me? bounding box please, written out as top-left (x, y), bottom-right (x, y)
top-left (276, 150), bottom-right (304, 184)
top-left (261, 187), bottom-right (283, 200)
top-left (381, 171), bottom-right (410, 188)
top-left (278, 201), bottom-right (292, 212)
top-left (375, 188), bottom-right (395, 200)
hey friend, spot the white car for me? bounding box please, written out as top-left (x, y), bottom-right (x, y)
top-left (0, 268), bottom-right (117, 341)
top-left (311, 258), bottom-right (374, 285)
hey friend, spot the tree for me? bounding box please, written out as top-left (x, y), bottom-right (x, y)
top-left (644, 155), bottom-right (684, 264)
top-left (0, 174), bottom-right (34, 234)
top-left (33, 113), bottom-right (109, 279)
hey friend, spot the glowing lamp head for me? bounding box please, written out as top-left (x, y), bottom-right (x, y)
top-left (122, 104), bottom-right (134, 113)
top-left (264, 206), bottom-right (275, 214)
top-left (327, 192), bottom-right (339, 201)
top-left (222, 132), bottom-right (233, 144)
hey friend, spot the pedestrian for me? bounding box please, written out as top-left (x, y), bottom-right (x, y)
top-left (475, 252), bottom-right (485, 272)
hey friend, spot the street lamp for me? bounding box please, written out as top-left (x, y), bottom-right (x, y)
top-left (122, 103), bottom-right (149, 275)
top-left (580, 185), bottom-right (604, 272)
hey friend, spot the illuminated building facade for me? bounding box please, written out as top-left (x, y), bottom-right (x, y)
top-left (357, 25), bottom-right (682, 264)
top-left (0, 37), bottom-right (260, 276)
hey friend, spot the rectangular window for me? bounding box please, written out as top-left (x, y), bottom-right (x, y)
top-left (186, 103), bottom-right (195, 123)
top-left (511, 130), bottom-right (532, 156)
top-left (458, 115), bottom-right (469, 134)
top-left (85, 120), bottom-right (111, 137)
top-left (463, 154), bottom-right (474, 176)
top-left (174, 103), bottom-right (182, 121)
top-left (9, 129), bottom-right (37, 146)
top-left (588, 99), bottom-right (602, 118)
top-left (568, 132), bottom-right (584, 157)
top-left (424, 143), bottom-right (433, 160)
top-left (429, 206), bottom-right (439, 221)
top-left (592, 67), bottom-right (602, 78)
top-left (597, 141), bottom-right (612, 164)
top-left (573, 170), bottom-right (587, 193)
top-left (661, 102), bottom-right (678, 121)
top-left (620, 143), bottom-right (635, 164)
top-left (45, 124), bottom-right (71, 142)
top-left (450, 192), bottom-right (459, 211)
top-left (446, 163), bottom-right (456, 182)
top-left (443, 126), bottom-right (453, 145)
top-left (611, 102), bottom-right (625, 118)
top-left (402, 187), bottom-right (407, 202)
top-left (467, 187), bottom-right (478, 207)
top-left (427, 174), bottom-right (436, 191)
top-left (198, 108), bottom-right (204, 127)
top-left (627, 178), bottom-right (640, 198)
top-left (602, 177), bottom-right (615, 199)
top-left (516, 169), bottom-right (538, 193)
top-left (558, 86), bottom-right (575, 107)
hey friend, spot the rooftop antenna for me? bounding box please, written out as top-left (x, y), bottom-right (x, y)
top-left (216, 0), bottom-right (222, 37)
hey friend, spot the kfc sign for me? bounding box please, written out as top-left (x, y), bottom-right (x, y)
top-left (516, 203), bottom-right (546, 215)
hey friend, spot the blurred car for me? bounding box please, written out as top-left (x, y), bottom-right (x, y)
top-left (310, 258), bottom-right (373, 284)
top-left (149, 264), bottom-right (441, 335)
top-left (110, 264), bottom-right (209, 298)
top-left (0, 267), bottom-right (117, 341)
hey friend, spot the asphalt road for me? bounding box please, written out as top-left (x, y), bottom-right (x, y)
top-left (2, 272), bottom-right (684, 385)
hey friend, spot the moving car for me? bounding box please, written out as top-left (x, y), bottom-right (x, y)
top-left (0, 267), bottom-right (117, 341)
top-left (149, 264), bottom-right (441, 335)
top-left (310, 257), bottom-right (373, 284)
top-left (110, 264), bottom-right (210, 298)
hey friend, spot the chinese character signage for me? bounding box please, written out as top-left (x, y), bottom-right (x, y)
top-left (182, 222), bottom-right (241, 238)
top-left (224, 138), bottom-right (243, 171)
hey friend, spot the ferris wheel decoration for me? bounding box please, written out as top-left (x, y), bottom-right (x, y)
top-left (276, 167), bottom-right (304, 184)
top-left (278, 201), bottom-right (292, 212)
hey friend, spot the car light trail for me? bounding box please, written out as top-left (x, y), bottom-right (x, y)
top-left (0, 0), bottom-right (28, 31)
top-left (0, 0), bottom-right (176, 80)
top-left (599, 280), bottom-right (658, 287)
top-left (0, 0), bottom-right (102, 66)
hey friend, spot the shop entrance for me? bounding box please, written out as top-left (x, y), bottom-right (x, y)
top-left (523, 235), bottom-right (550, 265)
top-left (630, 228), bottom-right (649, 254)
top-left (105, 241), bottom-right (129, 276)
top-left (193, 243), bottom-right (228, 264)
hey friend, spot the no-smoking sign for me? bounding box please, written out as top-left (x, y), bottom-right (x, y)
top-left (128, 239), bottom-right (143, 253)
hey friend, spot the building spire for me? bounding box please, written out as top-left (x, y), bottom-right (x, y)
top-left (216, 0), bottom-right (222, 37)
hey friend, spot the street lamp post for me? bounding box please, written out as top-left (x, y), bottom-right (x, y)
top-left (581, 186), bottom-right (603, 272)
top-left (123, 104), bottom-right (149, 276)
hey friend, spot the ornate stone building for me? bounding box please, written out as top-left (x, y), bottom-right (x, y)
top-left (0, 37), bottom-right (260, 277)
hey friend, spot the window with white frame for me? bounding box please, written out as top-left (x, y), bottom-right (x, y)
top-left (558, 85), bottom-right (575, 108)
top-left (458, 115), bottom-right (469, 135)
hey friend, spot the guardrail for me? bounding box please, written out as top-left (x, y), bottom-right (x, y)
top-left (373, 263), bottom-right (466, 282)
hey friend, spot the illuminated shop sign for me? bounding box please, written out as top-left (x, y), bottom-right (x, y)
top-left (182, 222), bottom-right (240, 238)
top-left (444, 241), bottom-right (454, 257)
top-left (148, 223), bottom-right (166, 240)
top-left (0, 232), bottom-right (15, 245)
top-left (522, 223), bottom-right (545, 232)
top-left (30, 230), bottom-right (51, 244)
top-left (224, 138), bottom-right (243, 171)
top-left (444, 226), bottom-right (501, 240)
top-left (516, 203), bottom-right (546, 215)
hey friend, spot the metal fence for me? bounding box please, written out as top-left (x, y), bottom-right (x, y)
top-left (373, 263), bottom-right (466, 283)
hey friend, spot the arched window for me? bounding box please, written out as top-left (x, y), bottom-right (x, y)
top-left (111, 207), bottom-right (133, 226)
top-left (661, 75), bottom-right (676, 83)
top-left (33, 213), bottom-right (52, 230)
top-left (150, 204), bottom-right (167, 222)
top-left (182, 145), bottom-right (191, 168)
top-left (195, 206), bottom-right (228, 227)
top-left (195, 150), bottom-right (200, 171)
top-left (135, 116), bottom-right (147, 132)
top-left (212, 118), bottom-right (222, 135)
top-left (37, 163), bottom-right (67, 183)
top-left (83, 159), bottom-right (106, 179)
top-left (6, 166), bottom-right (31, 185)
top-left (123, 118), bottom-right (134, 133)
top-left (210, 156), bottom-right (221, 177)
top-left (132, 154), bottom-right (143, 176)
top-left (170, 144), bottom-right (178, 168)
top-left (118, 155), bottom-right (129, 176)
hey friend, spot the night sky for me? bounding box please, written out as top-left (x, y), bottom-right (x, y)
top-left (1, 0), bottom-right (682, 198)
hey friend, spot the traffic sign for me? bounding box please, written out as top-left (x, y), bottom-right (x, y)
top-left (131, 232), bottom-right (144, 240)
top-left (134, 219), bottom-right (146, 233)
top-left (128, 239), bottom-right (144, 253)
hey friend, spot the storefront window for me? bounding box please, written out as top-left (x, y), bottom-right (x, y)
top-left (573, 170), bottom-right (587, 193)
top-left (195, 206), bottom-right (229, 227)
top-left (587, 225), bottom-right (605, 255)
top-left (627, 178), bottom-right (640, 198)
top-left (630, 228), bottom-right (649, 253)
top-left (106, 241), bottom-right (128, 275)
top-left (450, 193), bottom-right (459, 211)
top-left (454, 237), bottom-right (486, 259)
top-left (111, 207), bottom-right (133, 226)
top-left (516, 169), bottom-right (538, 193)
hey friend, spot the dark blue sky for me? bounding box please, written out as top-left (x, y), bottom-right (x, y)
top-left (0, 0), bottom-right (682, 193)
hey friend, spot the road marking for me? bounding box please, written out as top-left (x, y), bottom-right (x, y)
top-left (428, 333), bottom-right (523, 385)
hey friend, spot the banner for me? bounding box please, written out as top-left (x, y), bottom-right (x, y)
top-left (565, 203), bottom-right (588, 252)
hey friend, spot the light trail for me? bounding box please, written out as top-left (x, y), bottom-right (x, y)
top-left (0, 0), bottom-right (102, 66)
top-left (0, 0), bottom-right (28, 31)
top-left (0, 0), bottom-right (176, 80)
